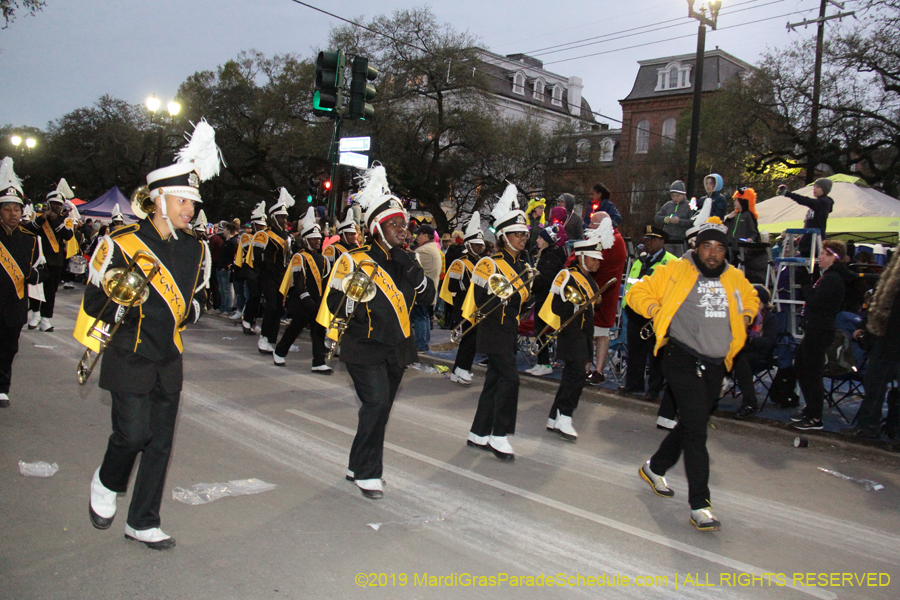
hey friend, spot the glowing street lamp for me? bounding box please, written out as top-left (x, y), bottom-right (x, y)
top-left (146, 94), bottom-right (184, 168)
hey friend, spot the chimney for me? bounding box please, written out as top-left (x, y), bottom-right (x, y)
top-left (567, 76), bottom-right (583, 117)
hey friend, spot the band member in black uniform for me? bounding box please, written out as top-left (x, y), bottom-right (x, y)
top-left (541, 222), bottom-right (615, 441)
top-left (441, 212), bottom-right (486, 386)
top-left (80, 120), bottom-right (219, 550)
top-left (274, 207), bottom-right (332, 373)
top-left (463, 184), bottom-right (533, 461)
top-left (239, 201), bottom-right (266, 335)
top-left (255, 189), bottom-right (293, 354)
top-left (322, 211), bottom-right (359, 267)
top-left (317, 165), bottom-right (435, 500)
top-left (0, 158), bottom-right (46, 408)
top-left (25, 181), bottom-right (75, 332)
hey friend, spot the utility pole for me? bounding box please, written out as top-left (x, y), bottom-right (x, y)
top-left (686, 1), bottom-right (721, 200)
top-left (787, 0), bottom-right (855, 184)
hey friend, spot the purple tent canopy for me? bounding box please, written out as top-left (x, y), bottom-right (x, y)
top-left (77, 187), bottom-right (140, 222)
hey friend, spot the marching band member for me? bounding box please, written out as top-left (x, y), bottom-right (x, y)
top-left (110, 203), bottom-right (126, 231)
top-left (274, 207), bottom-right (332, 373)
top-left (25, 179), bottom-right (75, 332)
top-left (541, 220), bottom-right (614, 441)
top-left (255, 189), bottom-right (294, 354)
top-left (322, 211), bottom-right (359, 266)
top-left (440, 212), bottom-right (486, 386)
top-left (238, 201), bottom-right (266, 334)
top-left (80, 120), bottom-right (219, 549)
top-left (463, 183), bottom-right (533, 462)
top-left (0, 158), bottom-right (46, 408)
top-left (317, 165), bottom-right (434, 500)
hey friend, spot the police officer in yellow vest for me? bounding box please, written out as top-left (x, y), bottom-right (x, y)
top-left (82, 120), bottom-right (218, 550)
top-left (274, 207), bottom-right (332, 373)
top-left (317, 166), bottom-right (434, 500)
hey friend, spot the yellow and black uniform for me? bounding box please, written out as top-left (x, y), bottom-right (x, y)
top-left (275, 246), bottom-right (330, 365)
top-left (80, 219), bottom-right (206, 530)
top-left (464, 247), bottom-right (532, 444)
top-left (440, 251), bottom-right (478, 373)
top-left (24, 210), bottom-right (73, 325)
top-left (322, 241), bottom-right (350, 266)
top-left (234, 230), bottom-right (261, 332)
top-left (0, 221), bottom-right (45, 401)
top-left (317, 241), bottom-right (435, 485)
top-left (539, 266), bottom-right (598, 422)
top-left (256, 226), bottom-right (289, 347)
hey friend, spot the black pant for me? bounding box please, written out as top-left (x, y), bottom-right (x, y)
top-left (346, 359), bottom-right (405, 481)
top-left (533, 312), bottom-right (552, 365)
top-left (29, 264), bottom-right (63, 318)
top-left (260, 284), bottom-right (283, 344)
top-left (241, 278), bottom-right (261, 324)
top-left (855, 339), bottom-right (900, 435)
top-left (549, 358), bottom-right (587, 418)
top-left (731, 348), bottom-right (769, 409)
top-left (625, 306), bottom-right (664, 393)
top-left (98, 381), bottom-right (181, 530)
top-left (452, 319), bottom-right (477, 372)
top-left (795, 328), bottom-right (834, 420)
top-left (0, 322), bottom-right (23, 394)
top-left (471, 351), bottom-right (519, 437)
top-left (649, 343), bottom-right (725, 510)
top-left (275, 305), bottom-right (327, 367)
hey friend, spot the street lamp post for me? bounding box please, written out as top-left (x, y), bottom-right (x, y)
top-left (686, 0), bottom-right (721, 199)
top-left (9, 134), bottom-right (37, 171)
top-left (146, 94), bottom-right (182, 169)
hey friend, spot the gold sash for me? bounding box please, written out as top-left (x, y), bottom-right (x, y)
top-left (439, 257), bottom-right (473, 305)
top-left (493, 257), bottom-right (530, 305)
top-left (460, 257), bottom-right (495, 322)
top-left (0, 239), bottom-right (26, 300)
top-left (538, 269), bottom-right (594, 331)
top-left (42, 220), bottom-right (60, 253)
top-left (267, 230), bottom-right (288, 256)
top-left (302, 251), bottom-right (322, 294)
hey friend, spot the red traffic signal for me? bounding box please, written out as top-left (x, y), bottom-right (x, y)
top-left (323, 180), bottom-right (332, 191)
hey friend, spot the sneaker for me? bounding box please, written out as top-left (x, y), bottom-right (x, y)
top-left (39, 318), bottom-right (54, 332)
top-left (587, 371), bottom-right (605, 385)
top-left (839, 427), bottom-right (880, 440)
top-left (639, 461), bottom-right (674, 498)
top-left (241, 321), bottom-right (254, 335)
top-left (27, 311), bottom-right (40, 330)
top-left (789, 407), bottom-right (808, 423)
top-left (257, 336), bottom-right (273, 354)
top-left (273, 353), bottom-right (286, 366)
top-left (466, 431), bottom-right (490, 451)
top-left (0, 393), bottom-right (9, 408)
top-left (450, 367), bottom-right (472, 385)
top-left (528, 364), bottom-right (553, 377)
top-left (124, 525), bottom-right (175, 550)
top-left (63, 282), bottom-right (75, 289)
top-left (288, 344), bottom-right (300, 353)
top-left (720, 376), bottom-right (733, 398)
top-left (229, 311), bottom-right (243, 320)
top-left (733, 405), bottom-right (757, 420)
top-left (488, 435), bottom-right (515, 462)
top-left (555, 413), bottom-right (578, 441)
top-left (546, 416), bottom-right (557, 431)
top-left (792, 417), bottom-right (823, 431)
top-left (690, 507), bottom-right (721, 532)
top-left (311, 365), bottom-right (334, 375)
top-left (253, 325), bottom-right (261, 334)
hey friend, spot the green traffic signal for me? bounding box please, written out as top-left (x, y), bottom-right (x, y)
top-left (314, 50), bottom-right (345, 112)
top-left (348, 56), bottom-right (377, 120)
top-left (306, 194), bottom-right (314, 204)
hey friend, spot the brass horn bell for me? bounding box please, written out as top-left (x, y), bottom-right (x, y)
top-left (130, 185), bottom-right (156, 219)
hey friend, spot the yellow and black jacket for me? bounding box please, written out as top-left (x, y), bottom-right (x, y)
top-left (322, 241), bottom-right (351, 266)
top-left (317, 242), bottom-right (434, 366)
top-left (538, 266), bottom-right (598, 362)
top-left (253, 227), bottom-right (288, 290)
top-left (25, 212), bottom-right (73, 268)
top-left (0, 224), bottom-right (45, 328)
top-left (280, 248), bottom-right (329, 315)
top-left (234, 231), bottom-right (257, 281)
top-left (438, 251), bottom-right (476, 311)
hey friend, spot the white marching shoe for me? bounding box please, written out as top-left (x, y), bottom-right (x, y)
top-left (449, 367), bottom-right (472, 385)
top-left (124, 524), bottom-right (176, 550)
top-left (554, 412), bottom-right (578, 441)
top-left (273, 353), bottom-right (286, 366)
top-left (27, 311), bottom-right (40, 330)
top-left (39, 318), bottom-right (54, 332)
top-left (258, 336), bottom-right (273, 354)
top-left (229, 310), bottom-right (243, 320)
top-left (527, 364), bottom-right (553, 377)
top-left (489, 435), bottom-right (515, 462)
top-left (89, 467), bottom-right (117, 529)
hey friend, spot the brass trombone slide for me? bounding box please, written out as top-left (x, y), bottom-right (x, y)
top-left (528, 277), bottom-right (617, 357)
top-left (325, 259), bottom-right (378, 361)
top-left (450, 265), bottom-right (537, 344)
top-left (77, 250), bottom-right (162, 385)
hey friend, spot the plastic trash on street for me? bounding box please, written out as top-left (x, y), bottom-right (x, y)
top-left (19, 461), bottom-right (59, 477)
top-left (818, 468), bottom-right (884, 491)
top-left (172, 478), bottom-right (277, 505)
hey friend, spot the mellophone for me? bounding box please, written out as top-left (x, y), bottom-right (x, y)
top-left (529, 277), bottom-right (617, 356)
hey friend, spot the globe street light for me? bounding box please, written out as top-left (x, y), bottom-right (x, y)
top-left (10, 135), bottom-right (22, 147)
top-left (146, 94), bottom-right (183, 168)
top-left (686, 0), bottom-right (722, 199)
top-left (25, 138), bottom-right (36, 149)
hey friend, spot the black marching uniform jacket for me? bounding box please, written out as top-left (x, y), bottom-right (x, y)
top-left (539, 266), bottom-right (598, 362)
top-left (322, 241), bottom-right (351, 267)
top-left (25, 212), bottom-right (73, 268)
top-left (254, 227), bottom-right (289, 292)
top-left (80, 221), bottom-right (206, 394)
top-left (463, 248), bottom-right (532, 355)
top-left (318, 242), bottom-right (435, 366)
top-left (0, 224), bottom-right (45, 328)
top-left (281, 247), bottom-right (329, 316)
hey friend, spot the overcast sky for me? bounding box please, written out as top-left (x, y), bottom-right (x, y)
top-left (1, 0), bottom-right (836, 131)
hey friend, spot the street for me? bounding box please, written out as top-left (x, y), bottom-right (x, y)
top-left (2, 289), bottom-right (899, 600)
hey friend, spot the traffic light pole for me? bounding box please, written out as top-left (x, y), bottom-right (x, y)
top-left (327, 114), bottom-right (343, 219)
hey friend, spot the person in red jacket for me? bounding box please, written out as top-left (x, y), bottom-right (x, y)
top-left (586, 212), bottom-right (627, 385)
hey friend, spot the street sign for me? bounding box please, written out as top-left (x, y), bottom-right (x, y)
top-left (339, 151), bottom-right (369, 169)
top-left (339, 136), bottom-right (371, 152)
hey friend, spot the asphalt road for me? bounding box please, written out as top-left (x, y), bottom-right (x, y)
top-left (2, 288), bottom-right (899, 600)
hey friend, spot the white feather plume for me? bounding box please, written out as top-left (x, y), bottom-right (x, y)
top-left (176, 118), bottom-right (223, 182)
top-left (590, 216), bottom-right (616, 250)
top-left (194, 209), bottom-right (208, 229)
top-left (301, 206), bottom-right (317, 232)
top-left (491, 183), bottom-right (520, 223)
top-left (692, 197), bottom-right (711, 226)
top-left (0, 157), bottom-right (23, 194)
top-left (56, 178), bottom-right (75, 200)
top-left (66, 201), bottom-right (81, 222)
top-left (276, 187), bottom-right (296, 210)
top-left (111, 203), bottom-right (123, 220)
top-left (250, 200), bottom-right (266, 221)
top-left (464, 212), bottom-right (482, 238)
top-left (354, 165), bottom-right (392, 211)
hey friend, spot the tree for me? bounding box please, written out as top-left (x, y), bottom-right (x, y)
top-left (1, 0), bottom-right (45, 29)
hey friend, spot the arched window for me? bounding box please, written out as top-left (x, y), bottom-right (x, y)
top-left (551, 85), bottom-right (563, 107)
top-left (533, 78), bottom-right (545, 102)
top-left (512, 72), bottom-right (525, 95)
top-left (635, 120), bottom-right (650, 154)
top-left (599, 138), bottom-right (615, 162)
top-left (576, 139), bottom-right (590, 162)
top-left (662, 118), bottom-right (677, 145)
top-left (668, 67), bottom-right (679, 89)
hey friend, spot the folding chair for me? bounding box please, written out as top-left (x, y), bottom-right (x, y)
top-left (603, 310), bottom-right (628, 385)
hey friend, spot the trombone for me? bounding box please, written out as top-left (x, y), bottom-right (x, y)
top-left (325, 259), bottom-right (378, 360)
top-left (77, 250), bottom-right (161, 385)
top-left (529, 277), bottom-right (617, 356)
top-left (450, 265), bottom-right (537, 343)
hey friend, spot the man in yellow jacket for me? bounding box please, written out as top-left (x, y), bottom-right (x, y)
top-left (626, 219), bottom-right (758, 532)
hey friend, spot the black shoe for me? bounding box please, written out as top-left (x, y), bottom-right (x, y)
top-left (242, 326), bottom-right (254, 335)
top-left (0, 397), bottom-right (9, 408)
top-left (789, 408), bottom-right (808, 423)
top-left (125, 534), bottom-right (176, 550)
top-left (840, 427), bottom-right (880, 440)
top-left (792, 417), bottom-right (823, 431)
top-left (587, 371), bottom-right (605, 386)
top-left (89, 502), bottom-right (114, 530)
top-left (733, 405), bottom-right (757, 420)
top-left (359, 488), bottom-right (383, 500)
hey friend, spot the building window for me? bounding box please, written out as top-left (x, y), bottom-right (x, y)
top-left (599, 138), bottom-right (614, 162)
top-left (630, 183), bottom-right (644, 214)
top-left (512, 72), bottom-right (525, 95)
top-left (576, 139), bottom-right (590, 162)
top-left (661, 118), bottom-right (677, 145)
top-left (655, 62), bottom-right (692, 91)
top-left (533, 78), bottom-right (545, 102)
top-left (668, 67), bottom-right (678, 89)
top-left (635, 120), bottom-right (650, 154)
top-left (551, 85), bottom-right (563, 107)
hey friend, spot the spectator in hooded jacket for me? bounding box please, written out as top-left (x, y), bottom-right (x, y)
top-left (589, 183), bottom-right (622, 227)
top-left (777, 178), bottom-right (834, 255)
top-left (700, 173), bottom-right (728, 220)
top-left (557, 193), bottom-right (584, 242)
top-left (655, 180), bottom-right (693, 256)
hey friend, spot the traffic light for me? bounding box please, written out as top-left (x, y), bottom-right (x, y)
top-left (322, 179), bottom-right (332, 194)
top-left (307, 176), bottom-right (318, 203)
top-left (348, 56), bottom-right (377, 120)
top-left (314, 50), bottom-right (345, 113)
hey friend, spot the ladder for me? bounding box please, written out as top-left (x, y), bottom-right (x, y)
top-left (769, 229), bottom-right (822, 338)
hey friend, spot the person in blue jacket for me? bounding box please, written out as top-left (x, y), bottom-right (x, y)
top-left (700, 173), bottom-right (728, 220)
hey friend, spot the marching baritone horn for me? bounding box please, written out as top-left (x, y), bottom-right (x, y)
top-left (449, 265), bottom-right (537, 344)
top-left (325, 259), bottom-right (378, 361)
top-left (528, 277), bottom-right (617, 357)
top-left (76, 250), bottom-right (162, 385)
top-left (130, 185), bottom-right (156, 219)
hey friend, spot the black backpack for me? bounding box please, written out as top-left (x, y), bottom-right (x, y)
top-left (824, 329), bottom-right (857, 377)
top-left (770, 366), bottom-right (800, 407)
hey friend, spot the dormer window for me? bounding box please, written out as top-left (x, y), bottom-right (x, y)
top-left (512, 72), bottom-right (525, 95)
top-left (655, 61), bottom-right (692, 91)
top-left (533, 78), bottom-right (545, 102)
top-left (551, 84), bottom-right (563, 107)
